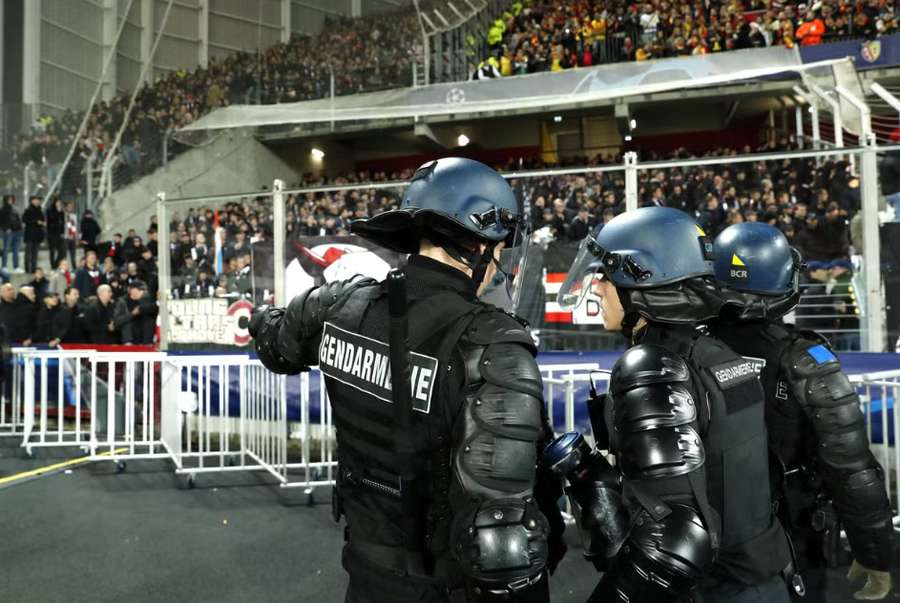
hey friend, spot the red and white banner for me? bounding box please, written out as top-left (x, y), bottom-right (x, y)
top-left (543, 271), bottom-right (604, 326)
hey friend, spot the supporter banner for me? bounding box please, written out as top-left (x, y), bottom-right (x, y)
top-left (544, 272), bottom-right (604, 325)
top-left (168, 298), bottom-right (254, 346)
top-left (799, 33), bottom-right (900, 70)
top-left (180, 50), bottom-right (843, 133)
top-left (283, 236), bottom-right (405, 302)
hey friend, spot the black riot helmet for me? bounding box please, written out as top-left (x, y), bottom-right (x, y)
top-left (713, 223), bottom-right (803, 320)
top-left (351, 157), bottom-right (531, 307)
top-left (558, 207), bottom-right (722, 334)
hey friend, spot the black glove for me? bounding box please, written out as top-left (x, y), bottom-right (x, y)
top-left (249, 306), bottom-right (301, 375)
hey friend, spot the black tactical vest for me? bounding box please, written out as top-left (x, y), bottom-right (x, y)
top-left (319, 260), bottom-right (487, 594)
top-left (712, 320), bottom-right (816, 473)
top-left (642, 326), bottom-right (792, 585)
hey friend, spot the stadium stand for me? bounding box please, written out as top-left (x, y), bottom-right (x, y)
top-left (0, 9), bottom-right (422, 201)
top-left (476, 0), bottom-right (900, 76)
top-left (6, 0), bottom-right (899, 205)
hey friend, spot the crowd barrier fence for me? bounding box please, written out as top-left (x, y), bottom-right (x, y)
top-left (0, 346), bottom-right (35, 439)
top-left (4, 347), bottom-right (898, 527)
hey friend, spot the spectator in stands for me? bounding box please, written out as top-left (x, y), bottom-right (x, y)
top-left (795, 7), bottom-right (826, 45)
top-left (45, 197), bottom-right (66, 269)
top-left (549, 198), bottom-right (570, 238)
top-left (22, 195), bottom-right (45, 274)
top-left (34, 292), bottom-right (61, 346)
top-left (146, 227), bottom-right (158, 257)
top-left (63, 201), bottom-right (78, 265)
top-left (0, 195), bottom-right (22, 273)
top-left (0, 283), bottom-right (17, 343)
top-left (85, 284), bottom-right (117, 344)
top-left (55, 286), bottom-right (87, 344)
top-left (795, 204), bottom-right (850, 261)
top-left (138, 247), bottom-right (158, 294)
top-left (74, 250), bottom-right (104, 299)
top-left (175, 255), bottom-right (197, 296)
top-left (48, 258), bottom-right (72, 294)
top-left (697, 194), bottom-right (727, 236)
top-left (114, 280), bottom-right (158, 345)
top-left (190, 232), bottom-right (211, 269)
top-left (109, 270), bottom-right (126, 299)
top-left (29, 267), bottom-right (48, 300)
top-left (6, 285), bottom-right (37, 345)
top-left (123, 233), bottom-right (142, 265)
top-left (226, 248), bottom-right (252, 298)
top-left (106, 233), bottom-right (125, 267)
top-left (79, 210), bottom-right (101, 251)
top-left (101, 256), bottom-right (118, 285)
top-left (568, 206), bottom-right (594, 240)
top-left (196, 265), bottom-right (215, 298)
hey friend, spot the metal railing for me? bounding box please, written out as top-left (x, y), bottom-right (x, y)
top-left (850, 370), bottom-right (900, 524)
top-left (17, 348), bottom-right (170, 467)
top-left (5, 346), bottom-right (897, 529)
top-left (0, 346), bottom-right (36, 438)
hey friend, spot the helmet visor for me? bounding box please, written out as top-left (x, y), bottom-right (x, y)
top-left (497, 219), bottom-right (531, 313)
top-left (557, 236), bottom-right (606, 311)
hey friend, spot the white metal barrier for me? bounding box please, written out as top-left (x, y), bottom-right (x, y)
top-left (850, 370), bottom-right (900, 525)
top-left (163, 356), bottom-right (324, 489)
top-left (20, 349), bottom-right (97, 455)
top-left (0, 347), bottom-right (35, 438)
top-left (10, 344), bottom-right (897, 524)
top-left (87, 351), bottom-right (170, 467)
top-left (18, 348), bottom-right (171, 469)
top-left (159, 358), bottom-right (603, 492)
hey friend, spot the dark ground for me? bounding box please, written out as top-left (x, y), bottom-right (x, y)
top-left (1, 438), bottom-right (897, 603)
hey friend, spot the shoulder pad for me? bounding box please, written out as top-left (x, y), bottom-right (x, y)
top-left (788, 335), bottom-right (840, 370)
top-left (462, 308), bottom-right (536, 352)
top-left (282, 276), bottom-right (378, 346)
top-left (610, 344), bottom-right (690, 395)
top-left (317, 275), bottom-right (379, 305)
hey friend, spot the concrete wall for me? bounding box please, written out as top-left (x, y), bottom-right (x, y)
top-left (209, 0), bottom-right (284, 62)
top-left (18, 0), bottom-right (365, 125)
top-left (291, 0), bottom-right (352, 35)
top-left (39, 0), bottom-right (111, 114)
top-left (99, 128), bottom-right (301, 237)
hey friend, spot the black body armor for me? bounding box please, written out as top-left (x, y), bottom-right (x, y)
top-left (252, 255), bottom-right (556, 603)
top-left (590, 325), bottom-right (792, 602)
top-left (712, 319), bottom-right (895, 574)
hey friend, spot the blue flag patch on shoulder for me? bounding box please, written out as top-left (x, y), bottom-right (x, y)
top-left (807, 344), bottom-right (836, 365)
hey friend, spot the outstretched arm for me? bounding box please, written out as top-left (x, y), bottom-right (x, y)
top-left (249, 277), bottom-right (376, 374)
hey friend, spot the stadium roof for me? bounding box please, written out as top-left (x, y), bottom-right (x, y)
top-left (178, 48), bottom-right (848, 135)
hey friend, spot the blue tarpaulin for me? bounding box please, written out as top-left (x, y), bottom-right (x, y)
top-left (799, 34), bottom-right (900, 69)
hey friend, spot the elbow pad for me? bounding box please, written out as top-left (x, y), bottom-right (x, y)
top-left (276, 276), bottom-right (377, 368)
top-left (592, 505), bottom-right (713, 603)
top-left (451, 497), bottom-right (550, 601)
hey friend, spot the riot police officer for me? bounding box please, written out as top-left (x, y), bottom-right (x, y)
top-left (711, 222), bottom-right (894, 601)
top-left (249, 158), bottom-right (564, 602)
top-left (554, 207), bottom-right (793, 602)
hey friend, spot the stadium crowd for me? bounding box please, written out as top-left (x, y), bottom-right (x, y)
top-left (0, 133), bottom-right (863, 348)
top-left (6, 0), bottom-right (899, 201)
top-left (474, 0), bottom-right (899, 77)
top-left (0, 8), bottom-right (421, 202)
